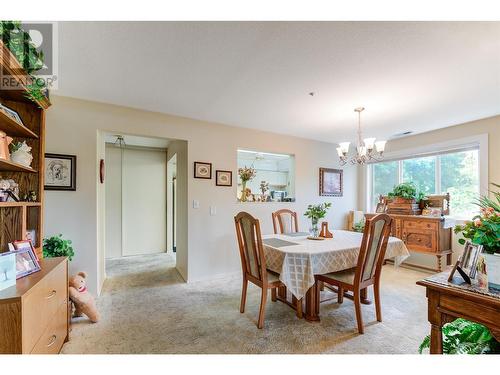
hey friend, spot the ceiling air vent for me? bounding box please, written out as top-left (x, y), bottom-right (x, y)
top-left (391, 131), bottom-right (413, 139)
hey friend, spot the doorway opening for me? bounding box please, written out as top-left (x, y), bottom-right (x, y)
top-left (105, 134), bottom-right (169, 260)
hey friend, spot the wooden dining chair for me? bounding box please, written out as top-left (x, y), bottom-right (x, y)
top-left (234, 211), bottom-right (285, 329)
top-left (316, 213), bottom-right (393, 334)
top-left (272, 209), bottom-right (299, 234)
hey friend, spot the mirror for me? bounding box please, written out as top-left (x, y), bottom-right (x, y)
top-left (237, 149), bottom-right (295, 202)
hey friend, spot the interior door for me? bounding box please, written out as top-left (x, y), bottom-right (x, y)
top-left (122, 148), bottom-right (167, 256)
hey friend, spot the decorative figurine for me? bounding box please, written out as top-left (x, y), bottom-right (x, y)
top-left (319, 221), bottom-right (333, 238)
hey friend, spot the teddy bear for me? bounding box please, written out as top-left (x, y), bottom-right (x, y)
top-left (68, 272), bottom-right (100, 323)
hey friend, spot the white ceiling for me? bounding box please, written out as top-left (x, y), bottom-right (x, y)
top-left (56, 22), bottom-right (500, 143)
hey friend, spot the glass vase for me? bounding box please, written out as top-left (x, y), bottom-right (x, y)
top-left (240, 180), bottom-right (247, 202)
top-left (310, 218), bottom-right (319, 238)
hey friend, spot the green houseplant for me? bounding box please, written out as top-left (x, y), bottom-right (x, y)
top-left (304, 202), bottom-right (332, 237)
top-left (419, 318), bottom-right (500, 354)
top-left (43, 234), bottom-right (75, 261)
top-left (0, 21), bottom-right (47, 105)
top-left (454, 183), bottom-right (500, 255)
top-left (387, 182), bottom-right (425, 203)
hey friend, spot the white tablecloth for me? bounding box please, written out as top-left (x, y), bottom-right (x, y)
top-left (263, 230), bottom-right (410, 299)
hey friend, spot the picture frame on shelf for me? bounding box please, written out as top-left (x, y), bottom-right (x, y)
top-left (14, 239), bottom-right (39, 261)
top-left (448, 241), bottom-right (483, 284)
top-left (194, 161), bottom-right (212, 179)
top-left (11, 244), bottom-right (41, 279)
top-left (216, 170), bottom-right (232, 186)
top-left (319, 168), bottom-right (343, 197)
top-left (375, 203), bottom-right (387, 213)
top-left (0, 251), bottom-right (16, 291)
top-left (44, 153), bottom-right (77, 191)
top-left (0, 103), bottom-right (24, 126)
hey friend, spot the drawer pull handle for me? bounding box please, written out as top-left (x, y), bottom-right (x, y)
top-left (46, 290), bottom-right (57, 299)
top-left (47, 335), bottom-right (57, 347)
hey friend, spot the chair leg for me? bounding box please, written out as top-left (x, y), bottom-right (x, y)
top-left (354, 290), bottom-right (364, 334)
top-left (257, 288), bottom-right (268, 329)
top-left (338, 285), bottom-right (344, 304)
top-left (240, 278), bottom-right (248, 313)
top-left (374, 283), bottom-right (382, 322)
top-left (271, 287), bottom-right (277, 302)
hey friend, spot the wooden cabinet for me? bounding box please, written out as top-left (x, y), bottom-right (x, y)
top-left (0, 257), bottom-right (68, 354)
top-left (366, 214), bottom-right (452, 271)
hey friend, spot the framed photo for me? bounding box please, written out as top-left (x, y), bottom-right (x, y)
top-left (0, 251), bottom-right (16, 291)
top-left (44, 153), bottom-right (77, 191)
top-left (216, 170), bottom-right (232, 187)
top-left (14, 240), bottom-right (39, 261)
top-left (375, 203), bottom-right (387, 213)
top-left (0, 103), bottom-right (24, 126)
top-left (319, 168), bottom-right (343, 197)
top-left (11, 245), bottom-right (40, 279)
top-left (194, 161), bottom-right (212, 179)
top-left (448, 241), bottom-right (483, 284)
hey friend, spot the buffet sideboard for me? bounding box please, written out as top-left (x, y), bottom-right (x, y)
top-left (365, 213), bottom-right (452, 271)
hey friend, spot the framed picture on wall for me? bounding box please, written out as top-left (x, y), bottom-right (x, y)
top-left (216, 170), bottom-right (232, 186)
top-left (44, 153), bottom-right (77, 191)
top-left (194, 161), bottom-right (212, 179)
top-left (319, 168), bottom-right (343, 197)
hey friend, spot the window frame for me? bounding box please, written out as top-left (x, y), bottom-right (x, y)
top-left (361, 133), bottom-right (489, 219)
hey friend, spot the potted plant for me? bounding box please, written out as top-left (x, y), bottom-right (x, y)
top-left (455, 183), bottom-right (500, 285)
top-left (43, 234), bottom-right (75, 261)
top-left (238, 166), bottom-right (256, 202)
top-left (419, 318), bottom-right (499, 354)
top-left (304, 202), bottom-right (332, 238)
top-left (387, 182), bottom-right (425, 204)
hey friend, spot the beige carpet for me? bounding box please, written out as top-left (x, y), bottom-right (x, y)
top-left (61, 253), bottom-right (432, 354)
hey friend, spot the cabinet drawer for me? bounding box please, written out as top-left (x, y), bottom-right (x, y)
top-left (403, 230), bottom-right (438, 253)
top-left (22, 261), bottom-right (67, 352)
top-left (403, 220), bottom-right (438, 231)
top-left (30, 303), bottom-right (67, 354)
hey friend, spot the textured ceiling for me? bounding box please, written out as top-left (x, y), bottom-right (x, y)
top-left (56, 21), bottom-right (500, 143)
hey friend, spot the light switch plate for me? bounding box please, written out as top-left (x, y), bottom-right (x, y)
top-left (210, 206), bottom-right (217, 216)
top-left (193, 200), bottom-right (200, 209)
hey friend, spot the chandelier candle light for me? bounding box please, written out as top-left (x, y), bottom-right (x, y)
top-left (336, 107), bottom-right (387, 165)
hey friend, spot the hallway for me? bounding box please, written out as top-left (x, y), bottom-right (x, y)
top-left (62, 253), bottom-right (431, 354)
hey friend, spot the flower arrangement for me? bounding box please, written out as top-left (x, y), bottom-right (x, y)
top-left (454, 183), bottom-right (500, 254)
top-left (238, 166), bottom-right (256, 202)
top-left (304, 202), bottom-right (332, 237)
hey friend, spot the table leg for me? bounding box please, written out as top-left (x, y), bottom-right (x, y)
top-left (305, 281), bottom-right (320, 322)
top-left (430, 324), bottom-right (443, 354)
top-left (360, 287), bottom-right (372, 305)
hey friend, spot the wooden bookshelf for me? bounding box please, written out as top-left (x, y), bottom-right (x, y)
top-left (0, 40), bottom-right (50, 258)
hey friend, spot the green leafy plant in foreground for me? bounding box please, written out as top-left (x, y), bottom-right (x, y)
top-left (419, 318), bottom-right (500, 354)
top-left (43, 234), bottom-right (75, 261)
top-left (454, 183), bottom-right (500, 254)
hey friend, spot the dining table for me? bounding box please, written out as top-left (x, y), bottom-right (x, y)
top-left (262, 230), bottom-right (410, 321)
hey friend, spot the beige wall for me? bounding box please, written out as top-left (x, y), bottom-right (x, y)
top-left (45, 95), bottom-right (358, 295)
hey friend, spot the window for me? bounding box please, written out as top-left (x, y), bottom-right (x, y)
top-left (237, 150), bottom-right (295, 202)
top-left (370, 149), bottom-right (479, 217)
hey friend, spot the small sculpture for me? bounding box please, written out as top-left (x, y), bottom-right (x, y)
top-left (0, 131), bottom-right (13, 160)
top-left (10, 141), bottom-right (33, 167)
top-left (319, 222), bottom-right (333, 238)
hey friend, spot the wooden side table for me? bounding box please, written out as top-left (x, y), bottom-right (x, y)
top-left (417, 273), bottom-right (500, 354)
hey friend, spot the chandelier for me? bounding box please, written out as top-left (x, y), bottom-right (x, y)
top-left (336, 107), bottom-right (386, 165)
